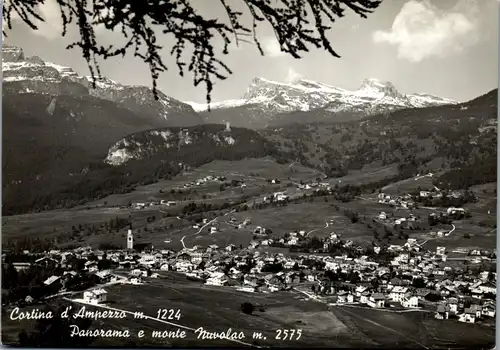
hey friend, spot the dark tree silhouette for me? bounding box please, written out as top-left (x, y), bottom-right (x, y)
top-left (2, 0), bottom-right (381, 104)
top-left (240, 302), bottom-right (254, 315)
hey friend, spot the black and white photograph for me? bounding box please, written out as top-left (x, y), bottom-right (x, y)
top-left (1, 0), bottom-right (498, 348)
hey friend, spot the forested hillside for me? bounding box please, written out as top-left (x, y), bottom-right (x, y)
top-left (260, 89), bottom-right (497, 189)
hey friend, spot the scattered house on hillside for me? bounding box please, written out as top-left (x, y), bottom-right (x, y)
top-left (446, 298), bottom-right (459, 314)
top-left (367, 293), bottom-right (385, 308)
top-left (360, 291), bottom-right (370, 304)
top-left (205, 272), bottom-right (228, 286)
top-left (483, 302), bottom-right (496, 317)
top-left (129, 277), bottom-right (143, 285)
top-left (43, 275), bottom-right (62, 289)
top-left (469, 304), bottom-right (483, 319)
top-left (401, 295), bottom-right (419, 308)
top-left (389, 286), bottom-right (409, 302)
top-left (471, 288), bottom-right (484, 299)
top-left (175, 260), bottom-right (194, 272)
top-left (337, 290), bottom-right (348, 304)
top-left (134, 202), bottom-right (146, 209)
top-left (190, 252), bottom-right (203, 264)
top-left (458, 308), bottom-right (476, 323)
top-left (436, 247), bottom-right (446, 256)
top-left (435, 304), bottom-right (450, 320)
top-left (239, 285), bottom-right (256, 293)
top-left (479, 281), bottom-right (496, 295)
top-left (83, 288), bottom-right (108, 304)
top-left (85, 261), bottom-right (98, 273)
top-left (447, 207), bottom-right (465, 216)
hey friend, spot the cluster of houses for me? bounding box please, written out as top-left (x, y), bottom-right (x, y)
top-left (377, 187), bottom-right (469, 213)
top-left (179, 175), bottom-right (227, 189)
top-left (297, 182), bottom-right (330, 190)
top-left (263, 191), bottom-right (289, 203)
top-left (4, 216), bottom-right (496, 327)
top-left (132, 174), bottom-right (229, 209)
top-left (418, 189), bottom-right (464, 200)
top-left (377, 193), bottom-right (416, 209)
top-left (377, 212), bottom-right (422, 230)
top-left (133, 200), bottom-right (177, 209)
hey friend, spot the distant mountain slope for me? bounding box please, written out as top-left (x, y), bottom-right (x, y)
top-left (3, 105), bottom-right (278, 215)
top-left (104, 124), bottom-right (276, 167)
top-left (2, 45), bottom-right (204, 127)
top-left (195, 77), bottom-right (457, 129)
top-left (260, 89), bottom-right (497, 189)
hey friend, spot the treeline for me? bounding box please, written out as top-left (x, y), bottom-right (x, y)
top-left (435, 155), bottom-right (497, 190)
top-left (4, 217), bottom-right (132, 253)
top-left (4, 125), bottom-right (289, 216)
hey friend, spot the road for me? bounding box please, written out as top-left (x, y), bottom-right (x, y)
top-left (63, 297), bottom-right (261, 348)
top-left (418, 223), bottom-right (456, 247)
top-left (305, 228), bottom-right (320, 237)
top-left (179, 209), bottom-right (237, 249)
top-left (444, 224), bottom-right (456, 237)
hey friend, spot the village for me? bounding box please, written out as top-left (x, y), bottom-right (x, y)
top-left (2, 171), bottom-right (496, 347)
top-left (3, 220), bottom-right (496, 327)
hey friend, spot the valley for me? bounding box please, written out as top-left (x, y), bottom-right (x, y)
top-left (1, 44), bottom-right (497, 349)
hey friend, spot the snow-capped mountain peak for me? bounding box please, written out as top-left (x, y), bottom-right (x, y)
top-left (2, 45), bottom-right (203, 126)
top-left (194, 76), bottom-right (458, 129)
top-left (357, 78), bottom-right (401, 99)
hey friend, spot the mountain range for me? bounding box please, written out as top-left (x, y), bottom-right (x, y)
top-left (2, 45), bottom-right (496, 216)
top-left (2, 45), bottom-right (203, 127)
top-left (190, 77), bottom-right (457, 129)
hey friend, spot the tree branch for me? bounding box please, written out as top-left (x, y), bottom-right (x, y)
top-left (2, 0), bottom-right (382, 104)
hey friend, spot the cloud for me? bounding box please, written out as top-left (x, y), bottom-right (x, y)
top-left (4, 0), bottom-right (66, 39)
top-left (262, 36), bottom-right (285, 57)
top-left (373, 0), bottom-right (480, 62)
top-left (4, 0), bottom-right (111, 40)
top-left (285, 67), bottom-right (302, 83)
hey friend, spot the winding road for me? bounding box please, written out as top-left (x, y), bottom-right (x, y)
top-left (179, 209), bottom-right (237, 250)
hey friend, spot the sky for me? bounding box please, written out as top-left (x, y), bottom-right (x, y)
top-left (3, 0), bottom-right (499, 104)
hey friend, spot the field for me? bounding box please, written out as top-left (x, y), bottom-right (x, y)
top-left (381, 174), bottom-right (437, 195)
top-left (4, 273), bottom-right (493, 348)
top-left (4, 186), bottom-right (495, 253)
top-left (82, 157), bottom-right (323, 208)
top-left (64, 273), bottom-right (375, 347)
top-left (327, 164), bottom-right (399, 187)
top-left (331, 305), bottom-right (495, 349)
top-left (2, 158), bottom-right (320, 242)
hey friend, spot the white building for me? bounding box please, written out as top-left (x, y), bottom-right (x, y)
top-left (367, 293), bottom-right (385, 308)
top-left (130, 277), bottom-right (142, 285)
top-left (436, 246), bottom-right (446, 256)
top-left (389, 286), bottom-right (409, 302)
top-left (139, 254), bottom-right (156, 266)
top-left (458, 309), bottom-right (476, 323)
top-left (447, 207), bottom-right (465, 216)
top-left (127, 229), bottom-right (134, 250)
top-left (83, 289), bottom-right (108, 304)
top-left (205, 272), bottom-right (228, 286)
top-left (401, 295), bottom-right (419, 308)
